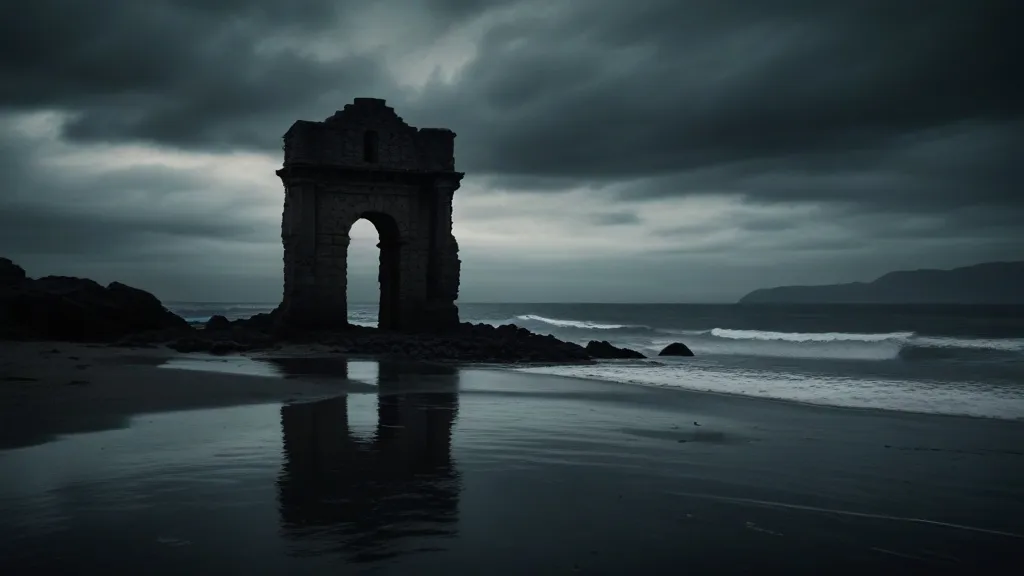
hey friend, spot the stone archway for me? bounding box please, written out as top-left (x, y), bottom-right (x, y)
top-left (274, 98), bottom-right (464, 332)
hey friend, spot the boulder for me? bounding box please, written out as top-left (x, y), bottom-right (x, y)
top-left (585, 340), bottom-right (646, 359)
top-left (658, 342), bottom-right (694, 357)
top-left (205, 315), bottom-right (232, 331)
top-left (0, 260), bottom-right (190, 342)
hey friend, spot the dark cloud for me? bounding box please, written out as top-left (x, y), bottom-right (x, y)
top-left (0, 0), bottom-right (1021, 301)
top-left (7, 1), bottom-right (1017, 161)
top-left (6, 1), bottom-right (1018, 201)
top-left (0, 0), bottom-right (395, 149)
top-left (0, 113), bottom-right (275, 262)
top-left (412, 0), bottom-right (1021, 173)
top-left (400, 0), bottom-right (1022, 229)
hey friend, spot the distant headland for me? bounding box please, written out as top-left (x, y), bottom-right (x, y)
top-left (739, 261), bottom-right (1024, 305)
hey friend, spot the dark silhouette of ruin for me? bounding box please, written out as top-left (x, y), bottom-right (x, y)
top-left (275, 362), bottom-right (460, 562)
top-left (275, 98), bottom-right (464, 331)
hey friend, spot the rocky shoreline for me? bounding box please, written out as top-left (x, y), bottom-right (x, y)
top-left (1, 258), bottom-right (693, 364)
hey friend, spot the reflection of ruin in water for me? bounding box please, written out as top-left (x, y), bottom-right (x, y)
top-left (276, 362), bottom-right (460, 562)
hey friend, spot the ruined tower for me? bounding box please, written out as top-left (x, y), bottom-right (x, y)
top-left (275, 98), bottom-right (463, 331)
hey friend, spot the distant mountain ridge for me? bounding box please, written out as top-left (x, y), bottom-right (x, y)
top-left (739, 261), bottom-right (1024, 304)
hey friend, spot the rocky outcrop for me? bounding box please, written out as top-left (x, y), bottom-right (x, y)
top-left (585, 340), bottom-right (646, 359)
top-left (0, 258), bottom-right (27, 286)
top-left (0, 263), bottom-right (191, 342)
top-left (658, 342), bottom-right (694, 357)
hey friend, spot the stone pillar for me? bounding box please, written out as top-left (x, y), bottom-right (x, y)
top-left (312, 232), bottom-right (349, 328)
top-left (394, 243), bottom-right (430, 331)
top-left (377, 235), bottom-right (402, 330)
top-left (278, 184), bottom-right (317, 328)
top-left (278, 184), bottom-right (348, 331)
top-left (419, 178), bottom-right (461, 330)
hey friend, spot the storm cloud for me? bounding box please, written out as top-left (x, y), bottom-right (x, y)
top-left (1, 0), bottom-right (1021, 303)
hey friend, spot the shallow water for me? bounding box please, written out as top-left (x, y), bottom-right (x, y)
top-left (518, 358), bottom-right (1024, 420)
top-left (2, 360), bottom-right (1023, 574)
top-left (159, 354), bottom-right (383, 382)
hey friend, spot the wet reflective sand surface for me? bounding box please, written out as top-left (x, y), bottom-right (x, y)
top-left (2, 358), bottom-right (1022, 574)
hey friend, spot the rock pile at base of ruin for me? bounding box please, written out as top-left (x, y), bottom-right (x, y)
top-left (175, 316), bottom-right (592, 364)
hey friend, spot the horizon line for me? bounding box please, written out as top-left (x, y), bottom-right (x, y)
top-left (162, 301), bottom-right (738, 305)
top-left (158, 301), bottom-right (1013, 306)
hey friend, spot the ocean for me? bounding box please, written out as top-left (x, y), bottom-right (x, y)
top-left (167, 302), bottom-right (1024, 420)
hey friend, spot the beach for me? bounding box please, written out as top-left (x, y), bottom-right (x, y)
top-left (0, 342), bottom-right (380, 450)
top-left (1, 341), bottom-right (1022, 574)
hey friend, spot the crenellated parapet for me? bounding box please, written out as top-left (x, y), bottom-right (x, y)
top-left (282, 98), bottom-right (457, 173)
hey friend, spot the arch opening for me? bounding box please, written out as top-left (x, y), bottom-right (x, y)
top-left (347, 211), bottom-right (402, 330)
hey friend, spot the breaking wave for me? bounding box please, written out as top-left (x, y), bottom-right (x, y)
top-left (512, 314), bottom-right (652, 332)
top-left (493, 314), bottom-right (1024, 362)
top-left (708, 328), bottom-right (912, 343)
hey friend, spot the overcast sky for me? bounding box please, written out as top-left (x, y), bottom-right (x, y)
top-left (1, 0), bottom-right (1021, 303)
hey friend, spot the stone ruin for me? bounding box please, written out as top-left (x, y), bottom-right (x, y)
top-left (275, 98), bottom-right (463, 332)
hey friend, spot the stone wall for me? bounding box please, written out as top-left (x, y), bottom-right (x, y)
top-left (283, 98), bottom-right (457, 172)
top-left (276, 98), bottom-right (463, 332)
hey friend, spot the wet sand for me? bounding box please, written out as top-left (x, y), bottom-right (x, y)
top-left (0, 342), bottom-right (375, 450)
top-left (1, 342), bottom-right (1023, 573)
